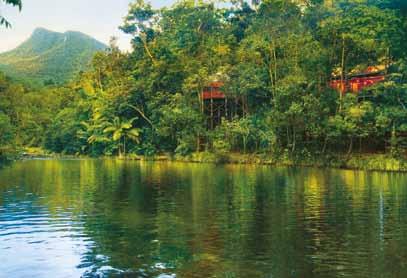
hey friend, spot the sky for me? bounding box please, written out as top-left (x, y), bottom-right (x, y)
top-left (0, 0), bottom-right (173, 53)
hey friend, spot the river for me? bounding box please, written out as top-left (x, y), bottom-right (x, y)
top-left (0, 159), bottom-right (407, 277)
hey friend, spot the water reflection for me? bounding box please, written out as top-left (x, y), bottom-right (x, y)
top-left (0, 160), bottom-right (407, 277)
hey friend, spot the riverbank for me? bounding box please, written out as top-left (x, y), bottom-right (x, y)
top-left (123, 152), bottom-right (407, 172)
top-left (0, 147), bottom-right (82, 168)
top-left (3, 147), bottom-right (406, 172)
top-left (0, 146), bottom-right (17, 167)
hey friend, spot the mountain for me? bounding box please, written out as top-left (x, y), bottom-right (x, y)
top-left (0, 28), bottom-right (107, 85)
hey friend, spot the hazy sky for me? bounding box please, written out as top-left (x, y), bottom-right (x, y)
top-left (0, 0), bottom-right (173, 53)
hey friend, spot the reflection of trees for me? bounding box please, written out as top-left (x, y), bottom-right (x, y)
top-left (2, 160), bottom-right (407, 277)
top-left (299, 169), bottom-right (407, 277)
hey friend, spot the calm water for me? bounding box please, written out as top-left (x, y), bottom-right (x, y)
top-left (1, 160), bottom-right (407, 278)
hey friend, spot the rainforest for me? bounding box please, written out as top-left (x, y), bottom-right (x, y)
top-left (1, 0), bottom-right (407, 170)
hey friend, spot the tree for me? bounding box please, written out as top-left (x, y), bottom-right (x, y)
top-left (103, 117), bottom-right (140, 157)
top-left (1, 0), bottom-right (22, 27)
top-left (0, 112), bottom-right (16, 163)
top-left (0, 112), bottom-right (14, 145)
top-left (3, 0), bottom-right (407, 161)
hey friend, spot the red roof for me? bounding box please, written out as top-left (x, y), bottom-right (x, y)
top-left (348, 75), bottom-right (385, 93)
top-left (201, 82), bottom-right (225, 100)
top-left (329, 75), bottom-right (385, 93)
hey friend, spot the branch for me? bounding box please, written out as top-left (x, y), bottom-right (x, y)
top-left (127, 104), bottom-right (154, 128)
top-left (140, 34), bottom-right (157, 65)
top-left (398, 97), bottom-right (406, 111)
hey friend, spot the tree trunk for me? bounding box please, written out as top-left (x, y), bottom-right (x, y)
top-left (269, 44), bottom-right (276, 100)
top-left (118, 143), bottom-right (122, 158)
top-left (322, 136), bottom-right (328, 154)
top-left (273, 44), bottom-right (277, 89)
top-left (286, 126), bottom-right (290, 149)
top-left (340, 33), bottom-right (346, 112)
top-left (210, 97), bottom-right (214, 129)
top-left (347, 137), bottom-right (353, 156)
top-left (359, 137), bottom-right (362, 153)
top-left (385, 47), bottom-right (390, 74)
top-left (196, 135), bottom-right (200, 152)
top-left (140, 34), bottom-right (156, 65)
top-left (123, 137), bottom-right (126, 157)
top-left (198, 89), bottom-right (204, 114)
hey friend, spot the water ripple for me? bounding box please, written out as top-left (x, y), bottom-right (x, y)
top-left (1, 160), bottom-right (407, 278)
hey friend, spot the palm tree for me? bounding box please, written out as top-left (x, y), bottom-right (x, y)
top-left (103, 117), bottom-right (140, 157)
top-left (78, 121), bottom-right (110, 154)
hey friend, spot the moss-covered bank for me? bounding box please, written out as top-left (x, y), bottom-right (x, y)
top-left (0, 146), bottom-right (17, 167)
top-left (123, 152), bottom-right (407, 172)
top-left (5, 148), bottom-right (406, 172)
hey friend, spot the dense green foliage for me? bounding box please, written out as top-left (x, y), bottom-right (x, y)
top-left (0, 0), bottom-right (406, 166)
top-left (0, 28), bottom-right (107, 86)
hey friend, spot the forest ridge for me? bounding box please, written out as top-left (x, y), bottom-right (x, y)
top-left (0, 28), bottom-right (107, 85)
top-left (0, 0), bottom-right (406, 169)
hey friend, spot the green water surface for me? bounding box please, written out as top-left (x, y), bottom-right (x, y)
top-left (1, 159), bottom-right (407, 277)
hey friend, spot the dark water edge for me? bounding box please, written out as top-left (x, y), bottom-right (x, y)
top-left (12, 147), bottom-right (407, 172)
top-left (1, 159), bottom-right (407, 277)
top-left (122, 153), bottom-right (407, 173)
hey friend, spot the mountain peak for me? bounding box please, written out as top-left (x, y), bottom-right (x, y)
top-left (64, 30), bottom-right (84, 35)
top-left (0, 28), bottom-right (107, 85)
top-left (33, 27), bottom-right (54, 34)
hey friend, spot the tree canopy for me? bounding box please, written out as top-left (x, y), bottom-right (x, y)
top-left (1, 0), bottom-right (406, 163)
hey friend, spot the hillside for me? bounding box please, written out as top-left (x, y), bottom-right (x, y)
top-left (0, 28), bottom-right (107, 85)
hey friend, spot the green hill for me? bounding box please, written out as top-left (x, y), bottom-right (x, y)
top-left (0, 28), bottom-right (107, 85)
